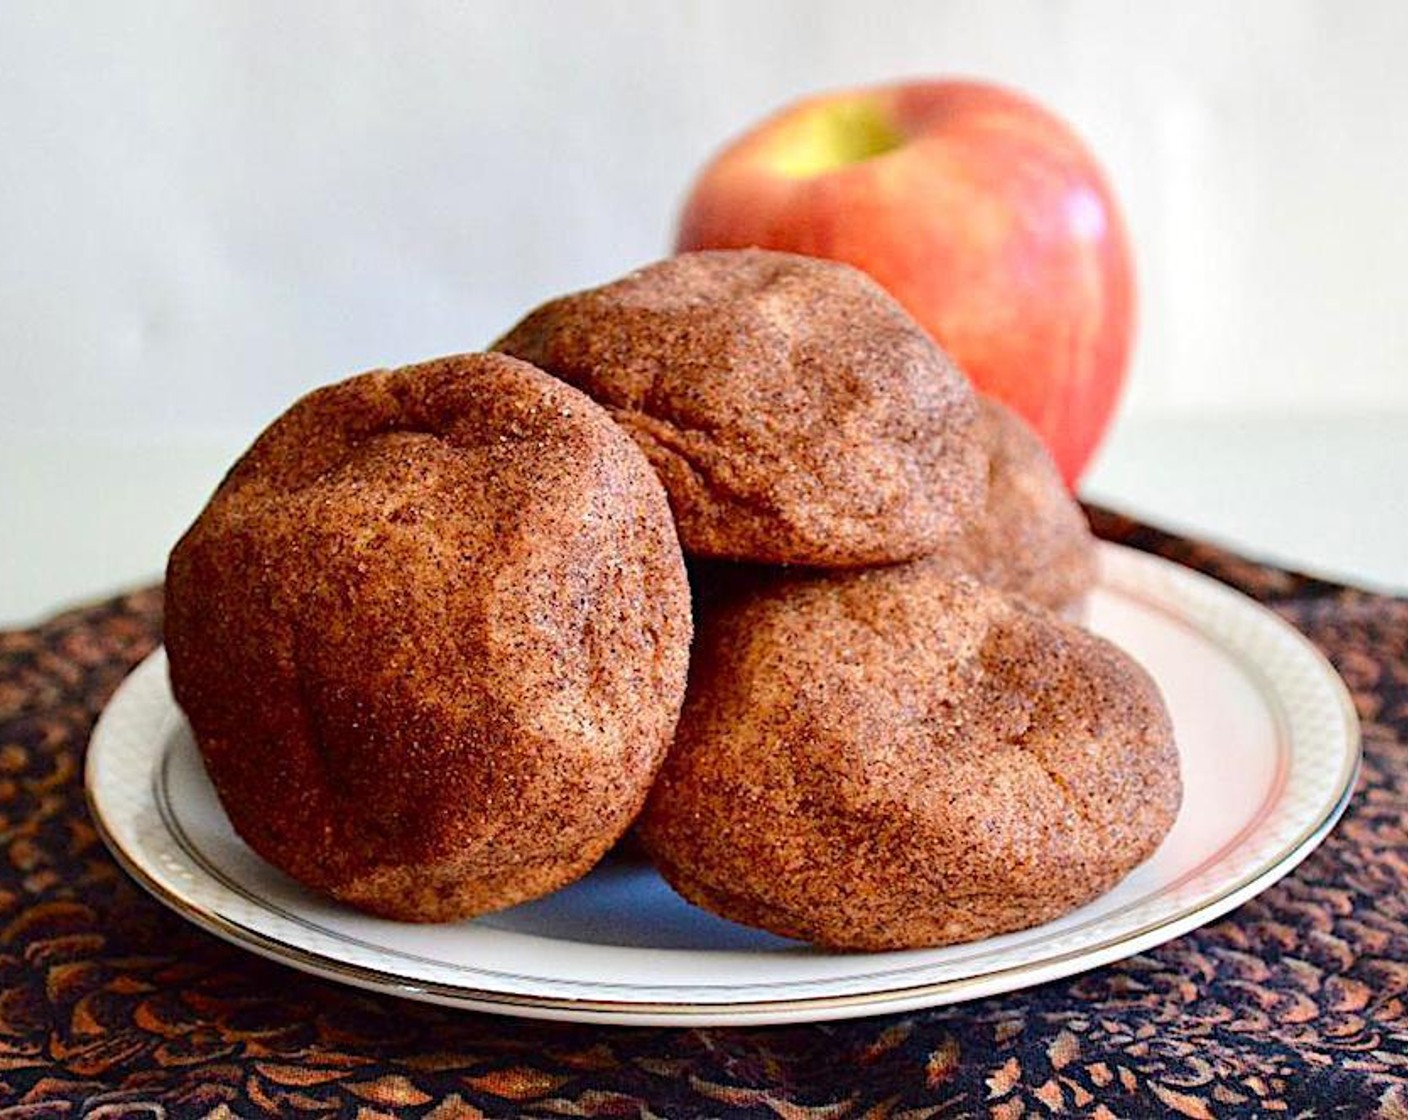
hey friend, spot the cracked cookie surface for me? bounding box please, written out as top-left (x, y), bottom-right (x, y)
top-left (638, 562), bottom-right (1181, 950)
top-left (493, 249), bottom-right (986, 567)
top-left (165, 353), bottom-right (692, 922)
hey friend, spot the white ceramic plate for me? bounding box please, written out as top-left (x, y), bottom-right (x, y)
top-left (86, 544), bottom-right (1360, 1026)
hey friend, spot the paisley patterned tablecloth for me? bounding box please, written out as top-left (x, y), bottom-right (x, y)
top-left (0, 510), bottom-right (1404, 1118)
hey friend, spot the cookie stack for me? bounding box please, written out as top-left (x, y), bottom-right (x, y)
top-left (165, 249), bottom-right (1180, 950)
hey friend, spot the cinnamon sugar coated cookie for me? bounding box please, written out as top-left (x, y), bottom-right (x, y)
top-left (165, 353), bottom-right (692, 922)
top-left (493, 249), bottom-right (987, 567)
top-left (927, 396), bottom-right (1098, 614)
top-left (638, 564), bottom-right (1181, 951)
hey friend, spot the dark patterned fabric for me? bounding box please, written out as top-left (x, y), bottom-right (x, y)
top-left (0, 512), bottom-right (1404, 1117)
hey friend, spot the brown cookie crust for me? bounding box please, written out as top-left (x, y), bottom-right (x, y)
top-left (493, 249), bottom-right (986, 567)
top-left (638, 564), bottom-right (1180, 950)
top-left (165, 353), bottom-right (692, 922)
top-left (927, 396), bottom-right (1098, 613)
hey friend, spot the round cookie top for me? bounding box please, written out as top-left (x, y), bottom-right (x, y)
top-left (165, 352), bottom-right (692, 921)
top-left (927, 396), bottom-right (1098, 613)
top-left (493, 248), bottom-right (987, 567)
top-left (638, 563), bottom-right (1181, 950)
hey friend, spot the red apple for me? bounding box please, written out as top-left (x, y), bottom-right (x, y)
top-left (675, 79), bottom-right (1134, 489)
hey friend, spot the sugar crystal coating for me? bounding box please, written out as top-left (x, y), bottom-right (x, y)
top-left (165, 352), bottom-right (692, 922)
top-left (493, 249), bottom-right (987, 567)
top-left (639, 563), bottom-right (1181, 951)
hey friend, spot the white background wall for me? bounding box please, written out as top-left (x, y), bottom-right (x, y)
top-left (2, 1), bottom-right (1406, 618)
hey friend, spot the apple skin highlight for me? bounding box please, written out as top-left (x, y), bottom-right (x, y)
top-left (676, 80), bottom-right (1135, 490)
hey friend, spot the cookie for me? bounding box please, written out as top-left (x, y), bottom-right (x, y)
top-left (638, 562), bottom-right (1180, 950)
top-left (493, 249), bottom-right (986, 567)
top-left (165, 353), bottom-right (692, 921)
top-left (932, 395), bottom-right (1097, 614)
